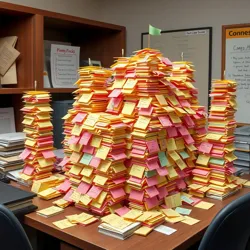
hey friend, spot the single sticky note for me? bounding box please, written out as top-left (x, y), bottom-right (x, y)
top-left (134, 116), bottom-right (151, 130)
top-left (158, 151), bottom-right (168, 167)
top-left (130, 164), bottom-right (145, 178)
top-left (115, 206), bottom-right (130, 217)
top-left (84, 114), bottom-right (100, 127)
top-left (87, 185), bottom-right (103, 199)
top-left (110, 187), bottom-right (126, 199)
top-left (122, 102), bottom-right (136, 115)
top-left (158, 116), bottom-right (172, 127)
top-left (90, 135), bottom-right (102, 148)
top-left (146, 140), bottom-right (160, 154)
top-left (145, 196), bottom-right (158, 210)
top-left (165, 193), bottom-right (182, 208)
top-left (181, 216), bottom-right (200, 225)
top-left (95, 145), bottom-right (110, 160)
top-left (163, 208), bottom-right (181, 218)
top-left (76, 182), bottom-right (91, 194)
top-left (80, 153), bottom-right (93, 165)
top-left (89, 157), bottom-right (101, 168)
top-left (175, 207), bottom-right (192, 215)
top-left (155, 95), bottom-right (168, 106)
top-left (129, 189), bottom-right (144, 202)
top-left (19, 148), bottom-right (31, 160)
top-left (199, 142), bottom-right (213, 154)
top-left (166, 138), bottom-right (177, 151)
top-left (79, 132), bottom-right (92, 145)
top-left (194, 201), bottom-right (214, 210)
top-left (78, 92), bottom-right (93, 103)
top-left (146, 186), bottom-right (159, 198)
top-left (108, 89), bottom-right (122, 98)
top-left (123, 79), bottom-right (137, 89)
top-left (137, 97), bottom-right (152, 108)
top-left (146, 176), bottom-right (158, 187)
top-left (94, 175), bottom-right (108, 186)
top-left (134, 226), bottom-right (153, 236)
top-left (167, 127), bottom-right (178, 138)
top-left (53, 219), bottom-right (76, 229)
top-left (154, 225), bottom-right (176, 235)
top-left (196, 154), bottom-right (210, 166)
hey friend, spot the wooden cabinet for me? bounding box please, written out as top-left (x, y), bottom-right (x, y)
top-left (0, 1), bottom-right (126, 131)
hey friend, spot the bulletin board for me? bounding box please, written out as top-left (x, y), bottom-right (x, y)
top-left (141, 27), bottom-right (212, 110)
top-left (222, 23), bottom-right (250, 124)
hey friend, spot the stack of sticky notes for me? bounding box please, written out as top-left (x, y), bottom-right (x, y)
top-left (19, 91), bottom-right (56, 183)
top-left (36, 205), bottom-right (64, 218)
top-left (98, 213), bottom-right (141, 240)
top-left (38, 187), bottom-right (61, 200)
top-left (169, 61), bottom-right (207, 147)
top-left (134, 210), bottom-right (165, 227)
top-left (119, 49), bottom-right (203, 210)
top-left (73, 113), bottom-right (128, 215)
top-left (60, 66), bottom-right (112, 178)
top-left (191, 79), bottom-right (240, 199)
top-left (204, 79), bottom-right (240, 199)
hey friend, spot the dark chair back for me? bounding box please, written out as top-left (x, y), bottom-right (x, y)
top-left (199, 192), bottom-right (250, 250)
top-left (0, 205), bottom-right (32, 250)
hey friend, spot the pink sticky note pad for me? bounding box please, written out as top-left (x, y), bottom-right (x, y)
top-left (146, 176), bottom-right (158, 187)
top-left (89, 157), bottom-right (101, 168)
top-left (87, 185), bottom-right (103, 199)
top-left (59, 157), bottom-right (70, 167)
top-left (197, 127), bottom-right (207, 135)
top-left (199, 142), bottom-right (213, 154)
top-left (129, 189), bottom-right (144, 202)
top-left (115, 206), bottom-right (130, 217)
top-left (57, 179), bottom-right (71, 193)
top-left (147, 159), bottom-right (160, 170)
top-left (158, 116), bottom-right (172, 127)
top-left (68, 136), bottom-right (80, 145)
top-left (108, 89), bottom-right (122, 98)
top-left (158, 186), bottom-right (168, 199)
top-left (125, 72), bottom-right (136, 78)
top-left (113, 177), bottom-right (126, 184)
top-left (179, 99), bottom-right (190, 108)
top-left (79, 132), bottom-right (92, 145)
top-left (111, 152), bottom-right (127, 161)
top-left (63, 189), bottom-right (74, 202)
top-left (146, 186), bottom-right (159, 198)
top-left (176, 179), bottom-right (186, 190)
top-left (19, 148), bottom-right (31, 160)
top-left (139, 106), bottom-right (154, 116)
top-left (72, 113), bottom-right (87, 123)
top-left (145, 196), bottom-right (158, 209)
top-left (82, 144), bottom-right (95, 154)
top-left (183, 115), bottom-right (195, 128)
top-left (76, 182), bottom-right (91, 194)
top-left (161, 57), bottom-right (172, 66)
top-left (183, 134), bottom-right (194, 145)
top-left (146, 140), bottom-right (160, 154)
top-left (129, 176), bottom-right (143, 184)
top-left (178, 126), bottom-right (189, 136)
top-left (167, 127), bottom-right (178, 138)
top-left (110, 188), bottom-right (126, 199)
top-left (42, 150), bottom-right (55, 159)
top-left (157, 167), bottom-right (168, 176)
top-left (23, 166), bottom-right (35, 176)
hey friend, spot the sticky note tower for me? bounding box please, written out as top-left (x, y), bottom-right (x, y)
top-left (20, 91), bottom-right (56, 183)
top-left (109, 48), bottom-right (205, 211)
top-left (190, 79), bottom-right (240, 199)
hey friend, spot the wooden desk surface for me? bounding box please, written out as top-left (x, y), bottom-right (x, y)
top-left (12, 180), bottom-right (250, 250)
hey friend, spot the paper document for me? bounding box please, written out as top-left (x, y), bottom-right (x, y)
top-left (50, 44), bottom-right (80, 88)
top-left (0, 108), bottom-right (16, 134)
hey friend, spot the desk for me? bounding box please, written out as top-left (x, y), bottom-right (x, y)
top-left (11, 180), bottom-right (250, 250)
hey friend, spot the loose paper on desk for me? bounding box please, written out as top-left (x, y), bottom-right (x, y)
top-left (50, 44), bottom-right (80, 88)
top-left (154, 225), bottom-right (176, 235)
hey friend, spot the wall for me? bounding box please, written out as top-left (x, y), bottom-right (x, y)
top-left (3, 0), bottom-right (102, 20)
top-left (99, 0), bottom-right (250, 79)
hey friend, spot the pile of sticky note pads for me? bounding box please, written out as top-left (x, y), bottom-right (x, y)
top-left (20, 91), bottom-right (56, 183)
top-left (191, 79), bottom-right (240, 199)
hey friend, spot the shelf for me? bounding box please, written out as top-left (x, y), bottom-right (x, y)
top-left (0, 88), bottom-right (31, 94)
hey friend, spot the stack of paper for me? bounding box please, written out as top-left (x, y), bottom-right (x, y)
top-left (19, 91), bottom-right (56, 184)
top-left (0, 132), bottom-right (25, 172)
top-left (191, 79), bottom-right (240, 199)
top-left (99, 213), bottom-right (141, 240)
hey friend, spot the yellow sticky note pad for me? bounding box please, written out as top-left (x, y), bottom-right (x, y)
top-left (90, 135), bottom-right (102, 148)
top-left (164, 193), bottom-right (182, 208)
top-left (78, 93), bottom-right (93, 103)
top-left (155, 94), bottom-right (168, 106)
top-left (137, 97), bottom-right (152, 108)
top-left (196, 154), bottom-right (210, 166)
top-left (162, 209), bottom-right (181, 218)
top-left (181, 216), bottom-right (200, 225)
top-left (194, 201), bottom-right (214, 210)
top-left (84, 114), bottom-right (100, 127)
top-left (95, 145), bottom-right (110, 160)
top-left (166, 138), bottom-right (177, 151)
top-left (122, 102), bottom-right (136, 115)
top-left (129, 164), bottom-right (145, 178)
top-left (94, 175), bottom-right (108, 185)
top-left (134, 116), bottom-right (151, 130)
top-left (53, 219), bottom-right (76, 229)
top-left (123, 79), bottom-right (137, 89)
top-left (134, 226), bottom-right (153, 236)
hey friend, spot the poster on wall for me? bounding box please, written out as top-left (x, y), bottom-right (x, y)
top-left (50, 44), bottom-right (80, 88)
top-left (141, 27), bottom-right (212, 110)
top-left (222, 24), bottom-right (250, 124)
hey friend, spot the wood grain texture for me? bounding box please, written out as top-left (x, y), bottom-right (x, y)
top-left (11, 178), bottom-right (250, 250)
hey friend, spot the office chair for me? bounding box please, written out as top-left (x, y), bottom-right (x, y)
top-left (198, 192), bottom-right (250, 250)
top-left (0, 205), bottom-right (33, 250)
